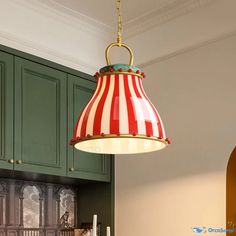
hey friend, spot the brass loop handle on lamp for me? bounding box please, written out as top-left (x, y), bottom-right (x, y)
top-left (105, 42), bottom-right (134, 66)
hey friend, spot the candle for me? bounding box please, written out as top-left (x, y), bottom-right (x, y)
top-left (106, 226), bottom-right (111, 236)
top-left (92, 214), bottom-right (97, 236)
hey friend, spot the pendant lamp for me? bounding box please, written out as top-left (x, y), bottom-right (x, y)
top-left (70, 0), bottom-right (170, 154)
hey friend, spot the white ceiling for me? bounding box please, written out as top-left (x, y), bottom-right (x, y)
top-left (52, 0), bottom-right (181, 28)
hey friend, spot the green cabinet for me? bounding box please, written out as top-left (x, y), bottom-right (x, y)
top-left (0, 49), bottom-right (111, 182)
top-left (0, 51), bottom-right (14, 170)
top-left (14, 57), bottom-right (67, 176)
top-left (67, 75), bottom-right (110, 182)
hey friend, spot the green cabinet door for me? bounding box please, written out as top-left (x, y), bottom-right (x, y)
top-left (67, 75), bottom-right (110, 182)
top-left (14, 57), bottom-right (67, 176)
top-left (0, 51), bottom-right (14, 169)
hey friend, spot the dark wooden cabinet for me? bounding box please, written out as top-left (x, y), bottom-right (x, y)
top-left (14, 57), bottom-right (67, 176)
top-left (67, 75), bottom-right (110, 182)
top-left (0, 51), bottom-right (14, 170)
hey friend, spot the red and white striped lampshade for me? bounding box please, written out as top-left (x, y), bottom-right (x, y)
top-left (70, 64), bottom-right (170, 154)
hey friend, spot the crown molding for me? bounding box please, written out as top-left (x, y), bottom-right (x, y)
top-left (138, 29), bottom-right (236, 68)
top-left (12, 0), bottom-right (113, 40)
top-left (0, 0), bottom-right (227, 75)
top-left (0, 30), bottom-right (97, 74)
top-left (124, 0), bottom-right (215, 38)
top-left (11, 0), bottom-right (215, 41)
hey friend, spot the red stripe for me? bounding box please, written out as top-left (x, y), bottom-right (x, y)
top-left (80, 77), bottom-right (105, 138)
top-left (110, 74), bottom-right (119, 134)
top-left (137, 78), bottom-right (163, 138)
top-left (73, 78), bottom-right (101, 139)
top-left (132, 76), bottom-right (153, 136)
top-left (123, 74), bottom-right (138, 134)
top-left (93, 75), bottom-right (111, 135)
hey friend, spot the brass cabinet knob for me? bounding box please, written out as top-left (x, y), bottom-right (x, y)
top-left (16, 160), bottom-right (22, 164)
top-left (8, 159), bottom-right (14, 164)
top-left (69, 167), bottom-right (75, 172)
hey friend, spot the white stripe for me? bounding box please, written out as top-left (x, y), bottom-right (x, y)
top-left (156, 112), bottom-right (166, 138)
top-left (138, 77), bottom-right (166, 138)
top-left (135, 76), bottom-right (159, 137)
top-left (119, 74), bottom-right (129, 133)
top-left (149, 107), bottom-right (166, 139)
top-left (100, 75), bottom-right (115, 134)
top-left (86, 76), bottom-right (107, 136)
top-left (128, 75), bottom-right (146, 134)
top-left (76, 78), bottom-right (102, 137)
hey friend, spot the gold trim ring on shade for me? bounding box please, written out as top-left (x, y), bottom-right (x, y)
top-left (71, 134), bottom-right (169, 145)
top-left (95, 71), bottom-right (144, 80)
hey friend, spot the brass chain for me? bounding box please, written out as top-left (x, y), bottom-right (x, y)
top-left (105, 0), bottom-right (134, 65)
top-left (116, 0), bottom-right (122, 46)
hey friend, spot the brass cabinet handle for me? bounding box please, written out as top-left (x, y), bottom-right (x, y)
top-left (8, 159), bottom-right (14, 164)
top-left (16, 160), bottom-right (22, 164)
top-left (69, 167), bottom-right (75, 172)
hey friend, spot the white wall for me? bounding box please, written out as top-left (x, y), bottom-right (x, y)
top-left (115, 34), bottom-right (236, 236)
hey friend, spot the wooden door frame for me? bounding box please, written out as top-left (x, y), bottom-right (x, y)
top-left (226, 147), bottom-right (236, 235)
